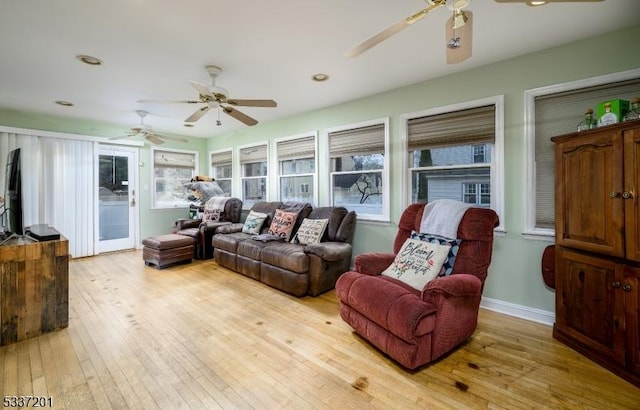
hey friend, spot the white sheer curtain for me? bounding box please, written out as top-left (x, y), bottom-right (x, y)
top-left (1, 131), bottom-right (95, 257)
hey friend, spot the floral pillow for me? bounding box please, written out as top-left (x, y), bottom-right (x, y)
top-left (291, 218), bottom-right (328, 245)
top-left (381, 238), bottom-right (451, 290)
top-left (242, 210), bottom-right (268, 234)
top-left (411, 231), bottom-right (461, 276)
top-left (203, 208), bottom-right (223, 223)
top-left (268, 209), bottom-right (299, 241)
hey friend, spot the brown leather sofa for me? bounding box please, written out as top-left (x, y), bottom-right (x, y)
top-left (174, 197), bottom-right (243, 259)
top-left (213, 201), bottom-right (357, 297)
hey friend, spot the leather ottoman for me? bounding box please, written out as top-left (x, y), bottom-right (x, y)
top-left (142, 234), bottom-right (195, 269)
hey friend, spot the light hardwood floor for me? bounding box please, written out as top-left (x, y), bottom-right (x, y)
top-left (1, 250), bottom-right (638, 409)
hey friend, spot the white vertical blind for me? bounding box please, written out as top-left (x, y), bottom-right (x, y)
top-left (1, 132), bottom-right (95, 257)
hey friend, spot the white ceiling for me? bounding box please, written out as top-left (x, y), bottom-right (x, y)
top-left (1, 0), bottom-right (638, 139)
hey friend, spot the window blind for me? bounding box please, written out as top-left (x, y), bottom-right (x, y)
top-left (329, 124), bottom-right (384, 157)
top-left (534, 78), bottom-right (640, 229)
top-left (408, 105), bottom-right (495, 150)
top-left (153, 150), bottom-right (196, 169)
top-left (239, 144), bottom-right (267, 163)
top-left (277, 136), bottom-right (315, 160)
top-left (211, 150), bottom-right (232, 167)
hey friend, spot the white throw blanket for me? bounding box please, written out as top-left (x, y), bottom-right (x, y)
top-left (204, 196), bottom-right (229, 211)
top-left (419, 199), bottom-right (471, 239)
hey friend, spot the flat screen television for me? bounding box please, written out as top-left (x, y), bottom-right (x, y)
top-left (4, 148), bottom-right (23, 236)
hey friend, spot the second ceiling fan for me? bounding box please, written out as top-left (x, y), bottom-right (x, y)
top-left (139, 65), bottom-right (277, 126)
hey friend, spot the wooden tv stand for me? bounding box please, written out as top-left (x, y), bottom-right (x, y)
top-left (0, 237), bottom-right (69, 345)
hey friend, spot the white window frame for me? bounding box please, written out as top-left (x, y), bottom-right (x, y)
top-left (324, 117), bottom-right (390, 222)
top-left (273, 131), bottom-right (318, 206)
top-left (209, 148), bottom-right (234, 197)
top-left (151, 147), bottom-right (198, 209)
top-left (400, 96), bottom-right (505, 232)
top-left (523, 68), bottom-right (640, 240)
top-left (239, 141), bottom-right (269, 209)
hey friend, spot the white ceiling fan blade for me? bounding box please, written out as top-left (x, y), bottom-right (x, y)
top-left (226, 99), bottom-right (277, 107)
top-left (145, 134), bottom-right (165, 145)
top-left (189, 81), bottom-right (213, 97)
top-left (222, 106), bottom-right (258, 126)
top-left (185, 106), bottom-right (210, 122)
top-left (344, 1), bottom-right (444, 58)
top-left (446, 11), bottom-right (472, 64)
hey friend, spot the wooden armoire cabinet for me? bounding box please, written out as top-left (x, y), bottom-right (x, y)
top-left (552, 119), bottom-right (640, 387)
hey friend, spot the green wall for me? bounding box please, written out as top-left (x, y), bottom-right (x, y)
top-left (1, 25), bottom-right (638, 316)
top-left (205, 25), bottom-right (640, 314)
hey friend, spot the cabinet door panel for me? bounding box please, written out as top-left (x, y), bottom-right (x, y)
top-left (624, 128), bottom-right (640, 262)
top-left (624, 267), bottom-right (640, 375)
top-left (555, 248), bottom-right (625, 364)
top-left (555, 131), bottom-right (624, 256)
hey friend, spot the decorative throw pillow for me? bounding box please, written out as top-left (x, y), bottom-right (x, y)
top-left (202, 208), bottom-right (223, 223)
top-left (381, 238), bottom-right (451, 291)
top-left (268, 209), bottom-right (299, 241)
top-left (411, 231), bottom-right (461, 276)
top-left (291, 218), bottom-right (328, 245)
top-left (242, 210), bottom-right (268, 234)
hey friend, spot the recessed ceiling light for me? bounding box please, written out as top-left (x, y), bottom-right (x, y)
top-left (527, 1), bottom-right (548, 6)
top-left (311, 73), bottom-right (329, 82)
top-left (76, 54), bottom-right (103, 66)
top-left (54, 100), bottom-right (74, 107)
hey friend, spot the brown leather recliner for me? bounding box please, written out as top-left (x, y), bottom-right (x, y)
top-left (174, 197), bottom-right (243, 259)
top-left (335, 203), bottom-right (498, 369)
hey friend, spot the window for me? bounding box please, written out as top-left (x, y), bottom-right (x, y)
top-left (405, 97), bottom-right (504, 230)
top-left (524, 70), bottom-right (640, 237)
top-left (152, 148), bottom-right (197, 208)
top-left (276, 134), bottom-right (317, 204)
top-left (327, 119), bottom-right (389, 221)
top-left (473, 145), bottom-right (486, 163)
top-left (463, 183), bottom-right (490, 205)
top-left (210, 149), bottom-right (233, 196)
top-left (240, 142), bottom-right (268, 209)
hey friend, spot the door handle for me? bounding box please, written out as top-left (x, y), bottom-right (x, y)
top-left (622, 191), bottom-right (634, 199)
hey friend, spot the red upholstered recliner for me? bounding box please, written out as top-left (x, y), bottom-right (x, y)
top-left (335, 203), bottom-right (499, 370)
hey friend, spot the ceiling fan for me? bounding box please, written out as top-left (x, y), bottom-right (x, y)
top-left (138, 65), bottom-right (277, 126)
top-left (111, 110), bottom-right (188, 145)
top-left (344, 0), bottom-right (603, 62)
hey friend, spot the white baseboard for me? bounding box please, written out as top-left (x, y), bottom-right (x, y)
top-left (481, 297), bottom-right (555, 326)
